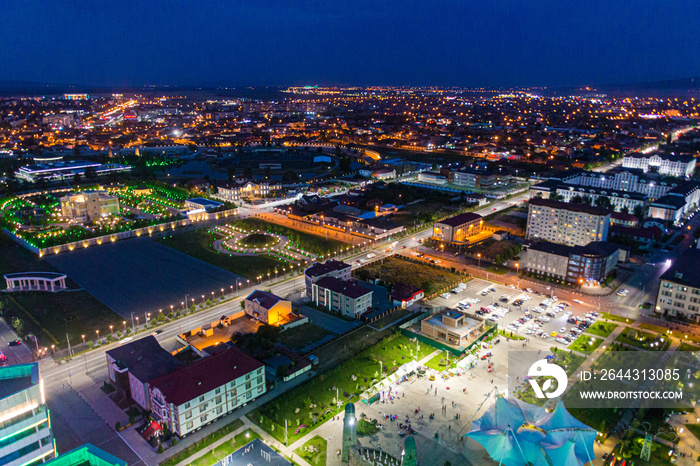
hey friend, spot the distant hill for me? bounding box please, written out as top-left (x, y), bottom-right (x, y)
top-left (584, 77), bottom-right (700, 98)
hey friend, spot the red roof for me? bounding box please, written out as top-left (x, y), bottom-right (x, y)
top-left (149, 347), bottom-right (262, 406)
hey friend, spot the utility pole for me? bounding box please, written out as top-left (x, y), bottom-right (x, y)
top-left (66, 333), bottom-right (72, 358)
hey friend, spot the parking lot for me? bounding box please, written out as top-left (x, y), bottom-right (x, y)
top-left (431, 278), bottom-right (601, 348)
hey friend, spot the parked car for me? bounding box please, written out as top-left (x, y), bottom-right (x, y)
top-left (9, 339), bottom-right (22, 346)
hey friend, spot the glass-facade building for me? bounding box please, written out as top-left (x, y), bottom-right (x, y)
top-left (0, 363), bottom-right (55, 466)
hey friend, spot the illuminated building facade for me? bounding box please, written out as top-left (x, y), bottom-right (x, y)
top-left (0, 363), bottom-right (55, 466)
top-left (432, 212), bottom-right (483, 243)
top-left (60, 191), bottom-right (120, 221)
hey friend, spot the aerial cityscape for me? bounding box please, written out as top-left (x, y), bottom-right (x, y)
top-left (2, 2), bottom-right (700, 466)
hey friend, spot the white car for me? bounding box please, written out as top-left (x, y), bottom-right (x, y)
top-left (563, 311), bottom-right (572, 317)
top-left (572, 299), bottom-right (583, 304)
top-left (560, 327), bottom-right (567, 333)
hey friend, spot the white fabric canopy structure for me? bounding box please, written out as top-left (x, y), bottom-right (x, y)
top-left (464, 396), bottom-right (596, 466)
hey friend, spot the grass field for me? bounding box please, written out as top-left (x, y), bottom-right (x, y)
top-left (353, 256), bottom-right (464, 295)
top-left (678, 342), bottom-right (700, 352)
top-left (602, 312), bottom-right (635, 324)
top-left (278, 323), bottom-right (333, 350)
top-left (0, 234), bottom-right (122, 349)
top-left (158, 230), bottom-right (288, 279)
top-left (584, 322), bottom-right (618, 338)
top-left (251, 333), bottom-right (435, 444)
top-left (231, 218), bottom-right (345, 256)
top-left (294, 436), bottom-right (327, 466)
top-left (159, 418), bottom-right (245, 466)
top-left (568, 335), bottom-right (603, 354)
top-left (615, 327), bottom-right (670, 351)
top-left (638, 323), bottom-right (672, 335)
top-left (424, 351), bottom-right (455, 372)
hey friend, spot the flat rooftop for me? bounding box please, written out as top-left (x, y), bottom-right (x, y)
top-left (0, 363), bottom-right (38, 399)
top-left (425, 314), bottom-right (481, 337)
top-left (184, 315), bottom-right (261, 352)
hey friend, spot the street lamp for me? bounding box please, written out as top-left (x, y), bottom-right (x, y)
top-left (81, 334), bottom-right (85, 344)
top-left (477, 253), bottom-right (481, 268)
top-left (515, 263), bottom-right (520, 288)
top-left (123, 321), bottom-right (127, 331)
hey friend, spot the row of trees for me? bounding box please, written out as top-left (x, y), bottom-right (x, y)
top-left (547, 192), bottom-right (645, 219)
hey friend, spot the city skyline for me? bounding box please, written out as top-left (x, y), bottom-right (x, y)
top-left (2, 0), bottom-right (699, 88)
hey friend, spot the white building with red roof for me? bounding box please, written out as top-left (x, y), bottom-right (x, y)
top-left (148, 347), bottom-right (265, 437)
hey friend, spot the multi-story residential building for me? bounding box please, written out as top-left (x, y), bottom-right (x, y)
top-left (622, 153), bottom-right (696, 177)
top-left (149, 347), bottom-right (265, 437)
top-left (648, 181), bottom-right (700, 225)
top-left (526, 198), bottom-right (610, 247)
top-left (311, 276), bottom-right (373, 319)
top-left (432, 212), bottom-right (483, 243)
top-left (453, 168), bottom-right (511, 189)
top-left (214, 179), bottom-right (281, 202)
top-left (655, 249), bottom-right (700, 322)
top-left (304, 260), bottom-right (352, 296)
top-left (106, 336), bottom-right (183, 411)
top-left (523, 241), bottom-right (620, 284)
top-left (0, 363), bottom-right (55, 466)
top-left (244, 290), bottom-right (293, 325)
top-left (60, 191), bottom-right (120, 221)
top-left (417, 171), bottom-right (447, 185)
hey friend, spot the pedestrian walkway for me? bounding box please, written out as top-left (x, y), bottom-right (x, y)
top-left (172, 422), bottom-right (250, 466)
top-left (240, 415), bottom-right (312, 466)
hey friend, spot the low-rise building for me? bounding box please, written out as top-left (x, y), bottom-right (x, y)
top-left (304, 260), bottom-right (352, 296)
top-left (370, 168), bottom-right (396, 180)
top-left (16, 160), bottom-right (131, 183)
top-left (421, 309), bottom-right (486, 347)
top-left (106, 336), bottom-right (183, 411)
top-left (244, 290), bottom-right (292, 325)
top-left (60, 191), bottom-right (120, 221)
top-left (215, 179), bottom-right (281, 202)
top-left (311, 276), bottom-right (373, 319)
top-left (0, 363), bottom-right (55, 466)
top-left (526, 198), bottom-right (610, 247)
top-left (391, 283), bottom-right (425, 308)
top-left (417, 171), bottom-right (447, 185)
top-left (655, 249), bottom-right (700, 322)
top-left (432, 212), bottom-right (483, 243)
top-left (149, 347), bottom-right (265, 437)
top-left (42, 444), bottom-right (126, 466)
top-left (184, 198), bottom-right (222, 212)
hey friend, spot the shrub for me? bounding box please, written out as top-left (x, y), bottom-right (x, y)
top-left (116, 331), bottom-right (122, 338)
top-left (126, 328), bottom-right (132, 335)
top-left (115, 421), bottom-right (120, 430)
top-left (157, 444), bottom-right (163, 454)
top-left (87, 341), bottom-right (93, 349)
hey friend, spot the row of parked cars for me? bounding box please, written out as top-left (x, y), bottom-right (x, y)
top-left (555, 312), bottom-right (600, 345)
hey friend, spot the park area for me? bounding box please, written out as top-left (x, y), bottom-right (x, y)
top-left (251, 333), bottom-right (435, 445)
top-left (584, 321), bottom-right (618, 338)
top-left (615, 327), bottom-right (670, 351)
top-left (158, 229), bottom-right (288, 279)
top-left (0, 234), bottom-right (123, 349)
top-left (231, 217), bottom-right (346, 257)
top-left (353, 255), bottom-right (465, 295)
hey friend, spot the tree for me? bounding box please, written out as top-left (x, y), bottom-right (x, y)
top-left (633, 205), bottom-right (645, 220)
top-left (73, 173), bottom-right (82, 185)
top-left (571, 195), bottom-right (584, 204)
top-left (595, 195), bottom-right (613, 210)
top-left (549, 191), bottom-right (562, 202)
top-left (84, 167), bottom-right (97, 180)
top-left (620, 206), bottom-right (630, 214)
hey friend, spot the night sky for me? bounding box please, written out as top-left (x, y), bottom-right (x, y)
top-left (2, 0), bottom-right (699, 88)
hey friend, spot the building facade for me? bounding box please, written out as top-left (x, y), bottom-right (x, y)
top-left (432, 212), bottom-right (483, 243)
top-left (622, 153), bottom-right (696, 177)
top-left (526, 198), bottom-right (610, 247)
top-left (0, 363), bottom-right (55, 466)
top-left (311, 276), bottom-right (373, 319)
top-left (304, 260), bottom-right (352, 296)
top-left (149, 347), bottom-right (265, 437)
top-left (523, 241), bottom-right (620, 284)
top-left (215, 179), bottom-right (281, 202)
top-left (655, 249), bottom-right (700, 322)
top-left (244, 290), bottom-right (292, 325)
top-left (60, 191), bottom-right (120, 221)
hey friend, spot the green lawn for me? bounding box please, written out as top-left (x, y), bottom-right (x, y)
top-left (250, 333), bottom-right (435, 445)
top-left (0, 235), bottom-right (123, 349)
top-left (584, 321), bottom-right (618, 338)
top-left (615, 327), bottom-right (670, 351)
top-left (485, 265), bottom-right (510, 275)
top-left (687, 424), bottom-right (700, 441)
top-left (497, 329), bottom-right (525, 341)
top-left (601, 312), bottom-right (635, 324)
top-left (424, 351), bottom-right (456, 372)
top-left (295, 436), bottom-right (327, 466)
top-left (231, 218), bottom-right (346, 256)
top-left (158, 230), bottom-right (288, 279)
top-left (638, 323), bottom-right (673, 334)
top-left (357, 419), bottom-right (378, 436)
top-left (159, 418), bottom-right (244, 466)
top-left (238, 233), bottom-right (278, 248)
top-left (678, 342), bottom-right (700, 352)
top-left (189, 429), bottom-right (260, 466)
top-left (277, 323), bottom-right (333, 350)
top-left (569, 335), bottom-right (603, 354)
top-left (353, 255), bottom-right (465, 295)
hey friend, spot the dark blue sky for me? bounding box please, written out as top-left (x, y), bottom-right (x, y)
top-left (2, 0), bottom-right (699, 88)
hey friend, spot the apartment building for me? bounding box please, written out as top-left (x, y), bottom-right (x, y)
top-left (622, 153), bottom-right (696, 177)
top-left (0, 363), bottom-right (55, 466)
top-left (149, 347), bottom-right (265, 437)
top-left (523, 241), bottom-right (620, 284)
top-left (311, 276), bottom-right (373, 319)
top-left (60, 191), bottom-right (120, 221)
top-left (432, 212), bottom-right (483, 243)
top-left (526, 198), bottom-right (610, 247)
top-left (304, 260), bottom-right (352, 296)
top-left (655, 249), bottom-right (700, 322)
